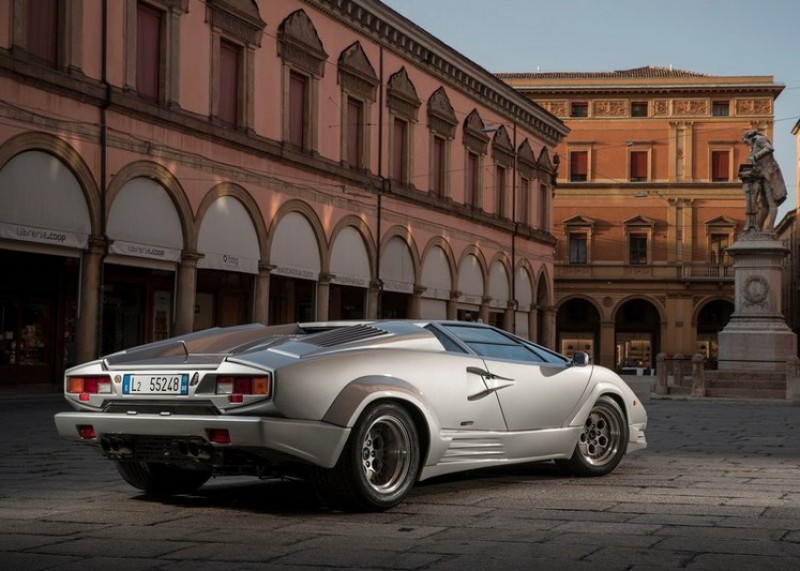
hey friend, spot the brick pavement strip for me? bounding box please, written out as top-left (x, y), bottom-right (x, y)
top-left (1, 396), bottom-right (800, 570)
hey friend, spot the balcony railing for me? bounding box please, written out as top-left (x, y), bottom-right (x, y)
top-left (555, 262), bottom-right (734, 281)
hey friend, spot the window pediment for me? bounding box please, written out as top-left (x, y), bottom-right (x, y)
top-left (463, 109), bottom-right (489, 154)
top-left (563, 214), bottom-right (596, 228)
top-left (624, 215), bottom-right (657, 227)
top-left (387, 67), bottom-right (421, 121)
top-left (427, 87), bottom-right (457, 138)
top-left (206, 0), bottom-right (265, 46)
top-left (278, 9), bottom-right (327, 77)
top-left (338, 42), bottom-right (378, 102)
top-left (491, 125), bottom-right (514, 166)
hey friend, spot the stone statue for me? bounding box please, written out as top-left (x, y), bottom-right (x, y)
top-left (742, 130), bottom-right (787, 231)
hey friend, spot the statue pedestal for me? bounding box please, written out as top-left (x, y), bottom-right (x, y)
top-left (717, 232), bottom-right (797, 372)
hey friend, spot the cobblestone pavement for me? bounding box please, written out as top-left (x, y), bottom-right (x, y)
top-left (1, 395), bottom-right (799, 571)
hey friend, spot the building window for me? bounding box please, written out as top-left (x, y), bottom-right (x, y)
top-left (289, 71), bottom-right (308, 148)
top-left (539, 184), bottom-right (548, 230)
top-left (570, 102), bottom-right (589, 118)
top-left (629, 150), bottom-right (648, 181)
top-left (711, 150), bottom-right (730, 181)
top-left (27, 0), bottom-right (59, 68)
top-left (710, 234), bottom-right (730, 265)
top-left (518, 177), bottom-right (530, 226)
top-left (217, 39), bottom-right (241, 126)
top-left (496, 165), bottom-right (507, 218)
top-left (629, 233), bottom-right (648, 265)
top-left (136, 1), bottom-right (162, 102)
top-left (569, 233), bottom-right (588, 264)
top-left (631, 102), bottom-right (648, 117)
top-left (570, 150), bottom-right (588, 182)
top-left (432, 135), bottom-right (446, 197)
top-left (345, 96), bottom-right (363, 168)
top-left (391, 117), bottom-right (409, 184)
top-left (712, 101), bottom-right (730, 116)
top-left (467, 151), bottom-right (479, 208)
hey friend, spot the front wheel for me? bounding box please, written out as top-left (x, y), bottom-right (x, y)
top-left (312, 403), bottom-right (421, 511)
top-left (556, 396), bottom-right (628, 477)
top-left (116, 461), bottom-right (211, 495)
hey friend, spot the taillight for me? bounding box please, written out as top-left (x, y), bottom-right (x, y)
top-left (67, 375), bottom-right (112, 397)
top-left (216, 374), bottom-right (271, 402)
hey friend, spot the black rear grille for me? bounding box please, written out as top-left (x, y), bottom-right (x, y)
top-left (103, 401), bottom-right (219, 415)
top-left (306, 324), bottom-right (389, 347)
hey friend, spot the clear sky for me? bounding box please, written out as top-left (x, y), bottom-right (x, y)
top-left (381, 0), bottom-right (800, 217)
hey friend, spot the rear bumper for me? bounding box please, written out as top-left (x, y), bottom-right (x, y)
top-left (54, 411), bottom-right (350, 469)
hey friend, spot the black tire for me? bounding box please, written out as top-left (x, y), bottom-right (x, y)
top-left (312, 402), bottom-right (421, 512)
top-left (116, 461), bottom-right (211, 495)
top-left (556, 395), bottom-right (628, 477)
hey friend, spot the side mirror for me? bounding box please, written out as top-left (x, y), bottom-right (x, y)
top-left (571, 351), bottom-right (590, 367)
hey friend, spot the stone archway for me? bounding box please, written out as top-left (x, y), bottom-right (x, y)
top-left (556, 298), bottom-right (601, 363)
top-left (614, 298), bottom-right (662, 373)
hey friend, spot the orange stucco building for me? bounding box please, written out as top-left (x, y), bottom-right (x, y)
top-left (0, 0), bottom-right (567, 389)
top-left (500, 67), bottom-right (784, 371)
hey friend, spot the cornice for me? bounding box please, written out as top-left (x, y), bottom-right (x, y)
top-left (301, 0), bottom-right (568, 145)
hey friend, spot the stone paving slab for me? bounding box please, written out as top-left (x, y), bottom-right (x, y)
top-left (2, 397), bottom-right (800, 570)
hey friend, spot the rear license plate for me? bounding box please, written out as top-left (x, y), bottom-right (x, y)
top-left (122, 374), bottom-right (189, 395)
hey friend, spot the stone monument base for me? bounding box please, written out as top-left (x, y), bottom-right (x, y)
top-left (717, 318), bottom-right (797, 372)
top-left (717, 232), bottom-right (797, 373)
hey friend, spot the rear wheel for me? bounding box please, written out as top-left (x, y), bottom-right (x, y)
top-left (312, 403), bottom-right (420, 511)
top-left (557, 396), bottom-right (628, 477)
top-left (116, 461), bottom-right (211, 495)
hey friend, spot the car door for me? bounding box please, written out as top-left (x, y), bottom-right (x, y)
top-left (477, 356), bottom-right (589, 431)
top-left (420, 352), bottom-right (508, 432)
top-left (434, 323), bottom-right (589, 432)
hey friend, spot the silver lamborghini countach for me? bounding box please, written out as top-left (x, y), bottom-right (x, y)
top-left (54, 320), bottom-right (647, 511)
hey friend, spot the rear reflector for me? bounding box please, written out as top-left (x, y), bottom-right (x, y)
top-left (77, 425), bottom-right (96, 439)
top-left (208, 429), bottom-right (231, 444)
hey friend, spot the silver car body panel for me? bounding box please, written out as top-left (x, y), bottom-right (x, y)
top-left (53, 320), bottom-right (647, 482)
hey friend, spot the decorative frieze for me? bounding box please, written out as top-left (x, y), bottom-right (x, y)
top-left (672, 99), bottom-right (709, 116)
top-left (735, 98), bottom-right (772, 116)
top-left (593, 100), bottom-right (626, 117)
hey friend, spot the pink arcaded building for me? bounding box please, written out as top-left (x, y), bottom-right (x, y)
top-left (0, 0), bottom-right (566, 389)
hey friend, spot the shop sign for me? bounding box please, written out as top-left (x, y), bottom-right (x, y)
top-left (109, 240), bottom-right (181, 262)
top-left (272, 265), bottom-right (319, 281)
top-left (381, 279), bottom-right (414, 294)
top-left (200, 252), bottom-right (259, 274)
top-left (0, 221), bottom-right (88, 249)
top-left (331, 274), bottom-right (369, 288)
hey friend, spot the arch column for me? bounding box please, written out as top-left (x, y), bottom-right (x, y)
top-left (254, 263), bottom-right (274, 325)
top-left (480, 296), bottom-right (491, 324)
top-left (599, 320), bottom-right (616, 369)
top-left (447, 291), bottom-right (460, 320)
top-left (543, 307), bottom-right (557, 349)
top-left (410, 286), bottom-right (426, 319)
top-left (504, 301), bottom-right (514, 332)
top-left (316, 273), bottom-right (333, 321)
top-left (367, 280), bottom-right (381, 319)
top-left (76, 237), bottom-right (105, 362)
top-left (529, 305), bottom-right (539, 343)
top-left (175, 251), bottom-right (202, 335)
